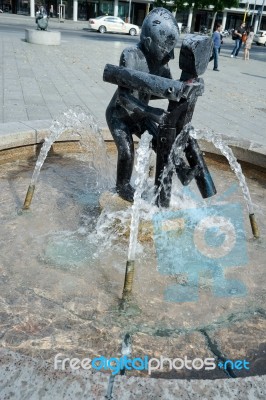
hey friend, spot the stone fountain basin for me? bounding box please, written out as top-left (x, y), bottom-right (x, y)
top-left (0, 122), bottom-right (265, 399)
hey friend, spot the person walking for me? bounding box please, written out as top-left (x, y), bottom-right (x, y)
top-left (244, 26), bottom-right (255, 60)
top-left (231, 22), bottom-right (246, 58)
top-left (210, 22), bottom-right (222, 71)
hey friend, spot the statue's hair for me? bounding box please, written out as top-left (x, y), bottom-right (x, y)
top-left (140, 8), bottom-right (179, 43)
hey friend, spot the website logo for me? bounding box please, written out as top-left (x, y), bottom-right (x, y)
top-left (153, 202), bottom-right (248, 302)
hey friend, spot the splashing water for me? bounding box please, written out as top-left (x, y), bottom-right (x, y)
top-left (153, 126), bottom-right (191, 206)
top-left (31, 109), bottom-right (85, 185)
top-left (190, 126), bottom-right (254, 214)
top-left (127, 132), bottom-right (152, 261)
top-left (30, 108), bottom-right (113, 190)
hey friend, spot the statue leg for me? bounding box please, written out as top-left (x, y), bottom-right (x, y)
top-left (175, 158), bottom-right (201, 186)
top-left (185, 137), bottom-right (217, 198)
top-left (107, 120), bottom-right (135, 202)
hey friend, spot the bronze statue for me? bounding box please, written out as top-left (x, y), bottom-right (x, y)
top-left (104, 8), bottom-right (216, 206)
top-left (36, 6), bottom-right (48, 31)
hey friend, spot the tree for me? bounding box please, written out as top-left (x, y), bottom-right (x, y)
top-left (172, 0), bottom-right (239, 12)
top-left (154, 0), bottom-right (239, 32)
top-left (208, 1), bottom-right (239, 32)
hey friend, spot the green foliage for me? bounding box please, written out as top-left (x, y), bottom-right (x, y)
top-left (153, 0), bottom-right (176, 11)
top-left (171, 0), bottom-right (239, 12)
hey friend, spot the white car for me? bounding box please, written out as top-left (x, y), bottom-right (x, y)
top-left (253, 31), bottom-right (266, 46)
top-left (88, 16), bottom-right (140, 36)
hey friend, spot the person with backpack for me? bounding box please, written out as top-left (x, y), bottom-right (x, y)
top-left (231, 22), bottom-right (246, 58)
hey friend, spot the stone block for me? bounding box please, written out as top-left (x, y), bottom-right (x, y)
top-left (25, 29), bottom-right (61, 46)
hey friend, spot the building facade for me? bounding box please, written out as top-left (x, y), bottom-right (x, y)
top-left (0, 0), bottom-right (153, 24)
top-left (1, 0), bottom-right (265, 32)
top-left (176, 1), bottom-right (266, 33)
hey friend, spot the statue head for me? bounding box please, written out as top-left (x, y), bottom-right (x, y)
top-left (140, 8), bottom-right (179, 64)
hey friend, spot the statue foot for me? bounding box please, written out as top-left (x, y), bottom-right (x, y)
top-left (177, 165), bottom-right (201, 186)
top-left (116, 183), bottom-right (135, 203)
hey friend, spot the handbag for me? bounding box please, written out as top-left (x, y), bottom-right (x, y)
top-left (242, 33), bottom-right (247, 43)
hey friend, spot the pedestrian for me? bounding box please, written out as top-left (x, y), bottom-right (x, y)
top-left (244, 26), bottom-right (255, 60)
top-left (231, 22), bottom-right (246, 58)
top-left (210, 22), bottom-right (222, 71)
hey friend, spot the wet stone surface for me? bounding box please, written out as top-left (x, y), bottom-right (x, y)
top-left (0, 149), bottom-right (265, 384)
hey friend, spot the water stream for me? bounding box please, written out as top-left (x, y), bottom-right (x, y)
top-left (190, 126), bottom-right (254, 214)
top-left (127, 132), bottom-right (152, 261)
top-left (30, 109), bottom-right (86, 186)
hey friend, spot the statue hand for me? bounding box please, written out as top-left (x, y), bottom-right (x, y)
top-left (182, 78), bottom-right (204, 99)
top-left (145, 106), bottom-right (170, 125)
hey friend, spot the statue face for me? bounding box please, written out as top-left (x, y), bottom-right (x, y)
top-left (148, 35), bottom-right (177, 64)
top-left (141, 8), bottom-right (179, 64)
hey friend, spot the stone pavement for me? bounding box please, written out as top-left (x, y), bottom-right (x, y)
top-left (0, 13), bottom-right (266, 153)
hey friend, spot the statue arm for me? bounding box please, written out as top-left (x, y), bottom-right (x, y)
top-left (150, 65), bottom-right (172, 100)
top-left (117, 87), bottom-right (168, 124)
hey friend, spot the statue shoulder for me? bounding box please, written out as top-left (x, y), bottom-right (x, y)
top-left (119, 45), bottom-right (146, 69)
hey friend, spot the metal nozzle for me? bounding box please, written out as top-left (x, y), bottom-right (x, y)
top-left (122, 260), bottom-right (135, 300)
top-left (249, 213), bottom-right (260, 239)
top-left (22, 184), bottom-right (35, 210)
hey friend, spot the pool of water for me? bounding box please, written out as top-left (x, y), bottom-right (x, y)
top-left (0, 146), bottom-right (265, 379)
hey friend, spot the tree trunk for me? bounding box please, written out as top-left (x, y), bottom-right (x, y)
top-left (210, 11), bottom-right (218, 34)
top-left (191, 8), bottom-right (198, 33)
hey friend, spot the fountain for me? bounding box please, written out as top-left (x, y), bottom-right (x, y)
top-left (0, 7), bottom-right (265, 399)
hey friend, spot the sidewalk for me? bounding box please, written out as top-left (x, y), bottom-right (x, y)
top-left (0, 14), bottom-right (266, 156)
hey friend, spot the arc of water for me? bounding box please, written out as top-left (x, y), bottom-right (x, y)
top-left (22, 109), bottom-right (92, 210)
top-left (190, 127), bottom-right (259, 238)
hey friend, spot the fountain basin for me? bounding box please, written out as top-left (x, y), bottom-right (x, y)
top-left (25, 29), bottom-right (61, 46)
top-left (0, 122), bottom-right (265, 397)
top-left (1, 120), bottom-right (266, 168)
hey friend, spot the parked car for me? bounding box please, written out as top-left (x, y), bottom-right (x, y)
top-left (253, 31), bottom-right (266, 46)
top-left (88, 16), bottom-right (140, 36)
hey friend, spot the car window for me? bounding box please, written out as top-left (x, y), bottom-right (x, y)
top-left (105, 17), bottom-right (118, 23)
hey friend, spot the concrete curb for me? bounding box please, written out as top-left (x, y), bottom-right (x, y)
top-left (0, 120), bottom-right (266, 169)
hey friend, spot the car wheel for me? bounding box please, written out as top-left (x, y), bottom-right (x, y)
top-left (99, 25), bottom-right (106, 34)
top-left (129, 28), bottom-right (136, 36)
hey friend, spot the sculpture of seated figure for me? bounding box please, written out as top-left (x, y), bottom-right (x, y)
top-left (106, 8), bottom-right (197, 203)
top-left (105, 8), bottom-right (217, 205)
top-left (36, 6), bottom-right (48, 31)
